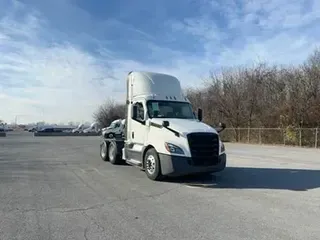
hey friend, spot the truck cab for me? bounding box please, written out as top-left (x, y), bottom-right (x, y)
top-left (100, 71), bottom-right (226, 181)
top-left (102, 119), bottom-right (125, 138)
top-left (83, 122), bottom-right (99, 133)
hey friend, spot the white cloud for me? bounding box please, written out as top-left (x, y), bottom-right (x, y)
top-left (0, 1), bottom-right (213, 124)
top-left (0, 9), bottom-right (203, 123)
top-left (0, 0), bottom-right (319, 123)
top-left (170, 0), bottom-right (320, 66)
top-left (0, 2), bottom-right (124, 123)
top-left (242, 0), bottom-right (320, 29)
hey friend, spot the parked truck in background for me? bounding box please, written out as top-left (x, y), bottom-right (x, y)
top-left (99, 71), bottom-right (227, 181)
top-left (102, 119), bottom-right (125, 139)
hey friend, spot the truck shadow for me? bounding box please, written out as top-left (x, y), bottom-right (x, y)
top-left (165, 167), bottom-right (320, 191)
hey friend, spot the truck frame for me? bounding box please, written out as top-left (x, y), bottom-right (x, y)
top-left (99, 71), bottom-right (227, 181)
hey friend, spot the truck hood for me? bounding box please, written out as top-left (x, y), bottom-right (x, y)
top-left (150, 118), bottom-right (218, 136)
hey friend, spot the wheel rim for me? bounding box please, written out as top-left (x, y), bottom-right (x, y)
top-left (109, 133), bottom-right (113, 138)
top-left (146, 155), bottom-right (156, 175)
top-left (109, 144), bottom-right (115, 160)
top-left (101, 143), bottom-right (107, 158)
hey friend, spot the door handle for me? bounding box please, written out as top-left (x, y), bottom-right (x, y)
top-left (132, 131), bottom-right (134, 138)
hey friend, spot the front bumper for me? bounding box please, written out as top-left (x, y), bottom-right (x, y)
top-left (159, 153), bottom-right (227, 177)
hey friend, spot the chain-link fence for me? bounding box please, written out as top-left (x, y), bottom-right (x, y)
top-left (219, 128), bottom-right (319, 148)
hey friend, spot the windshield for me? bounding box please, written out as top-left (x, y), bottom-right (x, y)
top-left (147, 100), bottom-right (195, 119)
top-left (109, 122), bottom-right (119, 128)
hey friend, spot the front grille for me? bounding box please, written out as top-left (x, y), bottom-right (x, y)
top-left (187, 132), bottom-right (220, 166)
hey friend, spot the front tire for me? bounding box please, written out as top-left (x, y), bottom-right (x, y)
top-left (144, 148), bottom-right (164, 181)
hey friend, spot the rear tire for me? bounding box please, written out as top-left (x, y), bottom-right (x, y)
top-left (100, 141), bottom-right (108, 161)
top-left (144, 148), bottom-right (164, 181)
top-left (108, 141), bottom-right (121, 165)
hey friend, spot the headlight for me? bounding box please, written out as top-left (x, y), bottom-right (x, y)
top-left (220, 141), bottom-right (225, 153)
top-left (164, 142), bottom-right (184, 155)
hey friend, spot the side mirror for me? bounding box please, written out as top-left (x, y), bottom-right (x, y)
top-left (162, 120), bottom-right (169, 128)
top-left (132, 105), bottom-right (138, 119)
top-left (217, 122), bottom-right (226, 133)
top-left (197, 108), bottom-right (203, 122)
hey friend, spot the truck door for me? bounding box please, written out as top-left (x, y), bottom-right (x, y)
top-left (115, 122), bottom-right (121, 135)
top-left (111, 121), bottom-right (119, 135)
top-left (130, 101), bottom-right (147, 153)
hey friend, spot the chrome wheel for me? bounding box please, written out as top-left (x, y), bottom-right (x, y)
top-left (144, 148), bottom-right (163, 181)
top-left (146, 155), bottom-right (156, 175)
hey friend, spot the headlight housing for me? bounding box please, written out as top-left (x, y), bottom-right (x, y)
top-left (164, 142), bottom-right (184, 155)
top-left (220, 141), bottom-right (225, 154)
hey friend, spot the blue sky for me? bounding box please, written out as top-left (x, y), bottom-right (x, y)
top-left (0, 0), bottom-right (319, 123)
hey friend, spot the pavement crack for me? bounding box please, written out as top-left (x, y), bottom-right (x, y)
top-left (8, 203), bottom-right (105, 214)
top-left (7, 186), bottom-right (180, 214)
top-left (80, 211), bottom-right (107, 234)
top-left (56, 203), bottom-right (105, 213)
top-left (145, 185), bottom-right (182, 199)
top-left (107, 185), bottom-right (182, 204)
top-left (84, 227), bottom-right (89, 240)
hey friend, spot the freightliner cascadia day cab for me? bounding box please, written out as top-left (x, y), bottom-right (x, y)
top-left (100, 71), bottom-right (227, 181)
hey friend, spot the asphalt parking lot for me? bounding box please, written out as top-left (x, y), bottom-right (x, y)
top-left (0, 132), bottom-right (320, 240)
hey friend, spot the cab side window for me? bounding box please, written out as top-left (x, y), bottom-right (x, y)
top-left (132, 102), bottom-right (145, 122)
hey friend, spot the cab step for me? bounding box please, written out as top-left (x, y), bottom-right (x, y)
top-left (126, 159), bottom-right (142, 167)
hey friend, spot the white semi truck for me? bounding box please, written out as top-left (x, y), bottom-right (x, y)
top-left (99, 71), bottom-right (227, 181)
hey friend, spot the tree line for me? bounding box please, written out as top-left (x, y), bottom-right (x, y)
top-left (94, 48), bottom-right (320, 130)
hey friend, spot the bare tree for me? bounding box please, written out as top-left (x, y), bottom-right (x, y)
top-left (183, 47), bottom-right (320, 129)
top-left (93, 99), bottom-right (126, 128)
top-left (302, 48), bottom-right (320, 127)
